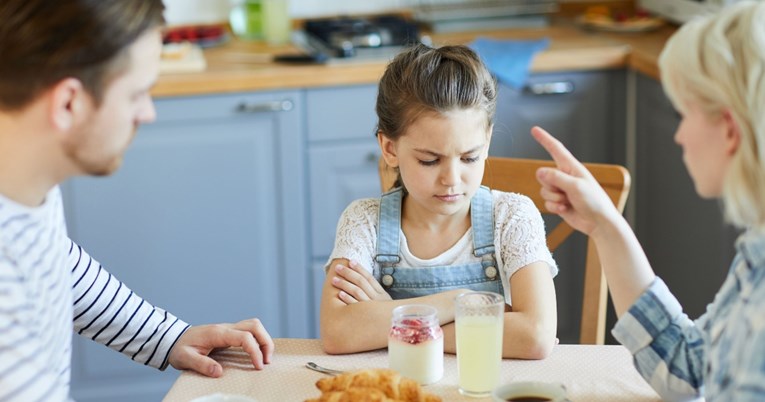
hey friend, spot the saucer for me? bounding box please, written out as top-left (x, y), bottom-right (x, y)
top-left (492, 381), bottom-right (568, 402)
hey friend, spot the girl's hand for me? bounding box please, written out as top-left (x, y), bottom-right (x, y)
top-left (331, 260), bottom-right (392, 304)
top-left (531, 126), bottom-right (620, 236)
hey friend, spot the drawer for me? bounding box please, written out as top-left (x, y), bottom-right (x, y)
top-left (152, 90), bottom-right (301, 124)
top-left (306, 84), bottom-right (378, 142)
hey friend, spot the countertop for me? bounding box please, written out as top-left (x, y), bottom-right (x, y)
top-left (153, 18), bottom-right (676, 98)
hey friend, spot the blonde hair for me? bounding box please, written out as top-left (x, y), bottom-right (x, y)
top-left (659, 1), bottom-right (765, 228)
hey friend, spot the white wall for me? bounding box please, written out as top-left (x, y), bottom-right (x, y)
top-left (162, 0), bottom-right (627, 25)
top-left (163, 0), bottom-right (408, 25)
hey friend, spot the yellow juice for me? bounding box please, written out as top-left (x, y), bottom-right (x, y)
top-left (456, 315), bottom-right (503, 395)
top-left (262, 0), bottom-right (290, 45)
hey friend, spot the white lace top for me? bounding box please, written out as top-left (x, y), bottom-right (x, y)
top-left (326, 190), bottom-right (558, 303)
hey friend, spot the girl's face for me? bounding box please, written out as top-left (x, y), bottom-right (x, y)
top-left (379, 108), bottom-right (491, 220)
top-left (673, 101), bottom-right (739, 198)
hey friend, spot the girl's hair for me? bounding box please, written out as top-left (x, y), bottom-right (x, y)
top-left (376, 44), bottom-right (498, 190)
top-left (0, 0), bottom-right (165, 111)
top-left (659, 1), bottom-right (765, 228)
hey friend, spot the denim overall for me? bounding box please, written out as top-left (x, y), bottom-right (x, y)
top-left (374, 186), bottom-right (505, 299)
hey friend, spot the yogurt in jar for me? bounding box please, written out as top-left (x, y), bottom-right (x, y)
top-left (388, 305), bottom-right (444, 384)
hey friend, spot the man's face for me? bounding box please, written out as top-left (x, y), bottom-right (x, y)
top-left (64, 28), bottom-right (161, 176)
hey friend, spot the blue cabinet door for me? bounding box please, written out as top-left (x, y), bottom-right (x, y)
top-left (492, 70), bottom-right (626, 343)
top-left (491, 70), bottom-right (626, 164)
top-left (63, 90), bottom-right (308, 402)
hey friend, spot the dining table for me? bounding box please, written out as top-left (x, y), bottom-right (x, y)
top-left (163, 338), bottom-right (661, 402)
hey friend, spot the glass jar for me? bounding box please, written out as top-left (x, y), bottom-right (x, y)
top-left (262, 0), bottom-right (291, 45)
top-left (388, 304), bottom-right (444, 384)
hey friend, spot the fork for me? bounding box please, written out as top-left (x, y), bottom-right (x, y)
top-left (305, 361), bottom-right (345, 376)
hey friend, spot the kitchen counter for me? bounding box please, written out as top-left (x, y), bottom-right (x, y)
top-left (153, 18), bottom-right (676, 98)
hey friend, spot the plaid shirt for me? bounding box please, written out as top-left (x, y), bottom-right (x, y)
top-left (613, 229), bottom-right (765, 402)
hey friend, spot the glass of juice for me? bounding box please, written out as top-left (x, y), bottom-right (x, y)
top-left (455, 291), bottom-right (504, 397)
top-left (262, 0), bottom-right (291, 45)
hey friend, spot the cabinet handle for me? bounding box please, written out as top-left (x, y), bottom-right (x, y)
top-left (236, 99), bottom-right (294, 113)
top-left (524, 81), bottom-right (574, 96)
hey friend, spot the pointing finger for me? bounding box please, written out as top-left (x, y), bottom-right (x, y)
top-left (530, 126), bottom-right (588, 177)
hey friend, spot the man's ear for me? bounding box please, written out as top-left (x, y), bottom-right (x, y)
top-left (48, 78), bottom-right (87, 133)
top-left (722, 109), bottom-right (741, 156)
top-left (377, 131), bottom-right (399, 168)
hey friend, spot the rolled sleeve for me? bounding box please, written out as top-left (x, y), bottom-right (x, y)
top-left (613, 277), bottom-right (684, 353)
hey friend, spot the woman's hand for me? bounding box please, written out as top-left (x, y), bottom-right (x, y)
top-left (531, 126), bottom-right (621, 236)
top-left (331, 260), bottom-right (392, 304)
top-left (167, 318), bottom-right (274, 377)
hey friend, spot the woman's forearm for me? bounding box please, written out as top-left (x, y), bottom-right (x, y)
top-left (590, 212), bottom-right (656, 317)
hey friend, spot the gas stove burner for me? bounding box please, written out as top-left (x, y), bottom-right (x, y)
top-left (303, 16), bottom-right (420, 58)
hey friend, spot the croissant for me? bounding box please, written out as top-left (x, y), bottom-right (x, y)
top-left (305, 387), bottom-right (395, 402)
top-left (305, 369), bottom-right (442, 402)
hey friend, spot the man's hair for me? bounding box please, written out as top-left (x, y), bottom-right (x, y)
top-left (659, 1), bottom-right (765, 228)
top-left (0, 0), bottom-right (165, 111)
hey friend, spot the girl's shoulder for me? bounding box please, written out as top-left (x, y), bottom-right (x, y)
top-left (342, 197), bottom-right (381, 220)
top-left (489, 189), bottom-right (537, 214)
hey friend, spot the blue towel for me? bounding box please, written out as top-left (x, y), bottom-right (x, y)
top-left (469, 37), bottom-right (550, 88)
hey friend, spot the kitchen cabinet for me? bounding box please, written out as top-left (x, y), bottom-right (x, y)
top-left (493, 70), bottom-right (627, 343)
top-left (633, 72), bottom-right (738, 321)
top-left (305, 84), bottom-right (382, 336)
top-left (62, 90), bottom-right (309, 402)
top-left (305, 71), bottom-right (627, 343)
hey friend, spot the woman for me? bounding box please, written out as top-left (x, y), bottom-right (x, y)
top-left (532, 2), bottom-right (765, 400)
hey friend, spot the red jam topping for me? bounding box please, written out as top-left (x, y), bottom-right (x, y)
top-left (389, 318), bottom-right (443, 345)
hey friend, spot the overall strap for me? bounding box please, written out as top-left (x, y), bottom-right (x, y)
top-left (471, 186), bottom-right (499, 281)
top-left (471, 186), bottom-right (495, 257)
top-left (375, 187), bottom-right (402, 266)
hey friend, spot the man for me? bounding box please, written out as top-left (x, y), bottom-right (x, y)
top-left (0, 1), bottom-right (274, 400)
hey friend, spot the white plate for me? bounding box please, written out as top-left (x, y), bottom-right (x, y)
top-left (189, 393), bottom-right (259, 402)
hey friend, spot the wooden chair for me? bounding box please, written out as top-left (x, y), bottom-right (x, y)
top-left (378, 156), bottom-right (631, 344)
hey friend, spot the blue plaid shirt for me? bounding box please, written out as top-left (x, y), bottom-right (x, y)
top-left (612, 229), bottom-right (765, 402)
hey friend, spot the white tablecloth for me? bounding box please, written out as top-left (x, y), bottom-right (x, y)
top-left (163, 338), bottom-right (661, 402)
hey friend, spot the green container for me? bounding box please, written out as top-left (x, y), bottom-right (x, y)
top-left (230, 0), bottom-right (264, 40)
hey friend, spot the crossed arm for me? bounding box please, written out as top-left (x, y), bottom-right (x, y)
top-left (319, 258), bottom-right (557, 359)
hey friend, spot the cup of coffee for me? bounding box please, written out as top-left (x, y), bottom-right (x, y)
top-left (491, 381), bottom-right (568, 402)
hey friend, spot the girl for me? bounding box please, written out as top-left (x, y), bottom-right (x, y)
top-left (533, 2), bottom-right (765, 400)
top-left (319, 44), bottom-right (558, 359)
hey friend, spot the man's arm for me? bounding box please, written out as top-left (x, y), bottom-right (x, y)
top-left (69, 240), bottom-right (274, 376)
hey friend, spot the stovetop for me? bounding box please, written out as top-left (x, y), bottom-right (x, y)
top-left (297, 15), bottom-right (421, 60)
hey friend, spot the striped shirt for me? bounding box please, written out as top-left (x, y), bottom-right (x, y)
top-left (612, 229), bottom-right (765, 402)
top-left (0, 187), bottom-right (189, 402)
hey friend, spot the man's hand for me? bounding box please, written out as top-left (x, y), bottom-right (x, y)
top-left (168, 318), bottom-right (274, 377)
top-left (331, 260), bottom-right (392, 304)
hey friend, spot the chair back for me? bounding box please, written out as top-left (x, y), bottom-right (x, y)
top-left (378, 156), bottom-right (631, 344)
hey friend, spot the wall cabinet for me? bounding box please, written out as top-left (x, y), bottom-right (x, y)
top-left (633, 73), bottom-right (738, 320)
top-left (63, 90), bottom-right (309, 402)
